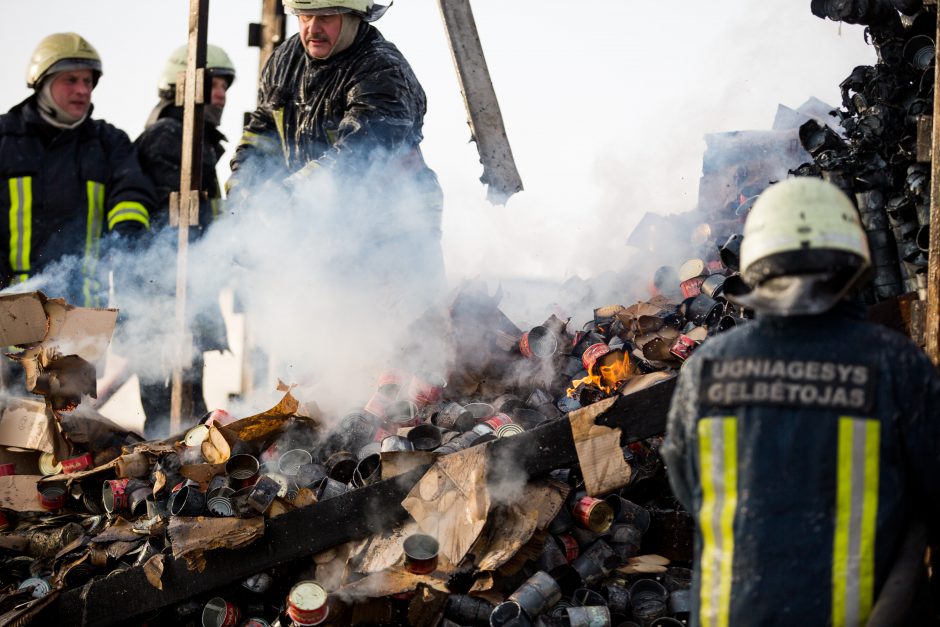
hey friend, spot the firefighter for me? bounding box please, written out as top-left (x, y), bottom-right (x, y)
top-left (661, 177), bottom-right (940, 626)
top-left (228, 0), bottom-right (445, 307)
top-left (0, 33), bottom-right (154, 306)
top-left (132, 45), bottom-right (236, 437)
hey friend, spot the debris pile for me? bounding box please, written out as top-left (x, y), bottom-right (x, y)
top-left (0, 282), bottom-right (715, 626)
top-left (800, 3), bottom-right (936, 304)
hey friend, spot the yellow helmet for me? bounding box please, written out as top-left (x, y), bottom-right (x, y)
top-left (282, 0), bottom-right (389, 21)
top-left (726, 177), bottom-right (872, 316)
top-left (158, 44), bottom-right (236, 97)
top-left (27, 33), bottom-right (102, 89)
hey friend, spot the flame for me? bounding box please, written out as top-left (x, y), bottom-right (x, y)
top-left (567, 351), bottom-right (635, 397)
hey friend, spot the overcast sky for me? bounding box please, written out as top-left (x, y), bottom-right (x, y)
top-left (0, 1), bottom-right (875, 282)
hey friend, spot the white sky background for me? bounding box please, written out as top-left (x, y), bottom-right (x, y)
top-left (0, 1), bottom-right (876, 284)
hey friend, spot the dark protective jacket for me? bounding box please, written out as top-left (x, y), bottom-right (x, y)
top-left (0, 97), bottom-right (154, 306)
top-left (134, 105), bottom-right (228, 353)
top-left (135, 105), bottom-right (226, 232)
top-left (661, 303), bottom-right (940, 627)
top-left (229, 24), bottom-right (442, 224)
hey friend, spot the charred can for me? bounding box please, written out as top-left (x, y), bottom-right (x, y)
top-left (385, 400), bottom-right (420, 429)
top-left (566, 605), bottom-right (611, 627)
top-left (495, 423), bottom-right (525, 438)
top-left (201, 597), bottom-right (240, 627)
top-left (679, 276), bottom-right (706, 299)
top-left (557, 534), bottom-right (580, 562)
top-left (519, 326), bottom-right (558, 359)
top-left (61, 453), bottom-right (93, 474)
top-left (287, 581), bottom-right (330, 626)
top-left (571, 540), bottom-right (616, 584)
top-left (226, 454), bottom-right (260, 481)
top-left (278, 449), bottom-right (313, 476)
top-left (573, 496), bottom-right (614, 533)
top-left (403, 533), bottom-right (440, 574)
top-left (581, 343), bottom-right (611, 374)
top-left (102, 478), bottom-right (130, 513)
top-left (508, 571), bottom-right (562, 618)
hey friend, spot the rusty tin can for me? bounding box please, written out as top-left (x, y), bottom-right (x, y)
top-left (201, 597), bottom-right (241, 627)
top-left (403, 533), bottom-right (440, 574)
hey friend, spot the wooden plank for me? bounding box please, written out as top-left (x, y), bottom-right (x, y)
top-left (918, 115), bottom-right (933, 164)
top-left (258, 0), bottom-right (285, 79)
top-left (37, 379), bottom-right (676, 625)
top-left (170, 0), bottom-right (210, 431)
top-left (436, 0), bottom-right (524, 204)
top-left (928, 11), bottom-right (940, 366)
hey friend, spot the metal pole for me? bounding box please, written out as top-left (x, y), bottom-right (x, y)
top-left (927, 7), bottom-right (940, 365)
top-left (169, 0), bottom-right (209, 433)
top-left (436, 0), bottom-right (523, 205)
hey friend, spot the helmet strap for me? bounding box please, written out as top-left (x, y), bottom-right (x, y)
top-left (36, 76), bottom-right (88, 130)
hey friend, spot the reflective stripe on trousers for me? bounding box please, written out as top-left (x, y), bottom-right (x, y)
top-left (697, 416), bottom-right (738, 627)
top-left (8, 176), bottom-right (33, 282)
top-left (832, 417), bottom-right (880, 627)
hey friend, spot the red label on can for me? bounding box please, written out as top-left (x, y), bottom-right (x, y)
top-left (288, 582), bottom-right (330, 626)
top-left (105, 478), bottom-right (130, 511)
top-left (582, 343), bottom-right (612, 374)
top-left (519, 332), bottom-right (534, 358)
top-left (61, 453), bottom-right (93, 474)
top-left (38, 486), bottom-right (66, 510)
top-left (557, 534), bottom-right (580, 562)
top-left (408, 374), bottom-right (445, 407)
top-left (670, 335), bottom-right (696, 361)
top-left (573, 496), bottom-right (601, 528)
top-left (0, 463), bottom-right (15, 477)
top-left (483, 414), bottom-right (513, 432)
top-left (405, 555), bottom-right (439, 575)
top-left (364, 390), bottom-right (394, 420)
top-left (372, 427), bottom-right (393, 443)
top-left (377, 369), bottom-right (406, 390)
top-left (0, 511), bottom-right (9, 530)
top-left (206, 409), bottom-right (235, 427)
top-left (681, 276), bottom-right (706, 299)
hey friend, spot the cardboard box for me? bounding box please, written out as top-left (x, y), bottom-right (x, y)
top-left (0, 292), bottom-right (48, 346)
top-left (0, 398), bottom-right (54, 453)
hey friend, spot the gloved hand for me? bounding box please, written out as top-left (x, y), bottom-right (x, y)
top-left (283, 160), bottom-right (322, 190)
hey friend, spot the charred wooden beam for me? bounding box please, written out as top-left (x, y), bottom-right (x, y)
top-left (38, 379), bottom-right (676, 625)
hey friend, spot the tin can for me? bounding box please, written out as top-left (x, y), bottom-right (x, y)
top-left (226, 454), bottom-right (260, 481)
top-left (571, 588), bottom-right (606, 607)
top-left (38, 484), bottom-right (66, 510)
top-left (38, 453), bottom-right (62, 476)
top-left (116, 452), bottom-right (150, 478)
top-left (434, 402), bottom-right (473, 430)
top-left (385, 400), bottom-right (420, 429)
top-left (205, 409), bottom-right (235, 427)
top-left (605, 495), bottom-right (651, 532)
top-left (446, 595), bottom-right (494, 625)
top-left (241, 620), bottom-right (270, 627)
top-left (297, 462), bottom-right (328, 488)
top-left (571, 540), bottom-right (616, 584)
top-left (380, 435), bottom-right (414, 453)
top-left (129, 487), bottom-right (152, 517)
top-left (314, 477), bottom-right (348, 501)
top-left (325, 451), bottom-right (357, 483)
top-left (686, 293), bottom-right (723, 326)
top-left (207, 488), bottom-right (236, 517)
top-left (278, 449), bottom-right (313, 476)
top-left (537, 534), bottom-right (569, 573)
top-left (102, 478), bottom-right (130, 513)
top-left (509, 571), bottom-right (561, 618)
top-left (59, 453), bottom-right (92, 474)
top-left (403, 533), bottom-right (439, 574)
top-left (287, 581), bottom-right (330, 626)
top-left (17, 577), bottom-right (51, 599)
top-left (184, 424), bottom-right (210, 448)
top-left (679, 276), bottom-right (706, 299)
top-left (581, 343), bottom-right (611, 374)
top-left (669, 334), bottom-right (697, 361)
top-left (493, 394), bottom-right (525, 413)
top-left (668, 589), bottom-right (692, 617)
top-left (351, 454), bottom-right (382, 488)
top-left (473, 413), bottom-right (513, 436)
top-left (408, 372), bottom-right (447, 407)
top-left (490, 601), bottom-right (529, 627)
top-left (376, 369), bottom-right (406, 392)
top-left (573, 497), bottom-right (614, 533)
top-left (650, 618), bottom-right (684, 627)
top-left (0, 463), bottom-right (15, 476)
top-left (495, 423), bottom-right (525, 438)
top-left (407, 424), bottom-right (442, 451)
top-left (364, 389), bottom-right (395, 420)
top-left (464, 402), bottom-right (496, 421)
top-left (565, 606), bottom-right (611, 627)
top-left (605, 583), bottom-right (630, 615)
top-left (201, 597), bottom-right (241, 627)
top-left (630, 579), bottom-right (668, 624)
top-left (172, 482), bottom-right (207, 517)
top-left (247, 476), bottom-right (281, 514)
top-left (519, 326), bottom-right (558, 359)
top-left (556, 534), bottom-right (580, 562)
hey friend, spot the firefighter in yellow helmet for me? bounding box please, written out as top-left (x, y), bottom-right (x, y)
top-left (662, 177), bottom-right (940, 625)
top-left (131, 45), bottom-right (237, 437)
top-left (0, 33), bottom-right (155, 307)
top-left (229, 0), bottom-right (445, 311)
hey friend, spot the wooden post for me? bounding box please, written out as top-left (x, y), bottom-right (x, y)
top-left (927, 7), bottom-right (940, 365)
top-left (169, 0), bottom-right (209, 433)
top-left (436, 0), bottom-right (524, 204)
top-left (258, 0), bottom-right (285, 78)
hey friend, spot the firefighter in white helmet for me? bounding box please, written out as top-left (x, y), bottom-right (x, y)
top-left (131, 45), bottom-right (237, 437)
top-left (662, 177), bottom-right (940, 625)
top-left (228, 0), bottom-right (445, 310)
top-left (0, 33), bottom-right (154, 308)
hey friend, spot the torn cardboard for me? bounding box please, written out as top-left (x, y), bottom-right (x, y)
top-left (569, 399), bottom-right (633, 497)
top-left (168, 516), bottom-right (265, 572)
top-left (0, 292), bottom-right (47, 346)
top-left (402, 445), bottom-right (490, 565)
top-left (0, 399), bottom-right (54, 453)
top-left (0, 475), bottom-right (47, 512)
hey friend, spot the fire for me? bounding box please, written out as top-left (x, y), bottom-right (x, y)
top-left (567, 350), bottom-right (635, 397)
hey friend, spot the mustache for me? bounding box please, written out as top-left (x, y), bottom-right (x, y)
top-left (304, 34), bottom-right (331, 43)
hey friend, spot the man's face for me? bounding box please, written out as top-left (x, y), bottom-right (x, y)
top-left (210, 76), bottom-right (228, 109)
top-left (298, 14), bottom-right (344, 59)
top-left (50, 70), bottom-right (94, 118)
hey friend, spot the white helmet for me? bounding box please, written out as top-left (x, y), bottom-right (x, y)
top-left (725, 177), bottom-right (871, 316)
top-left (282, 0), bottom-right (390, 21)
